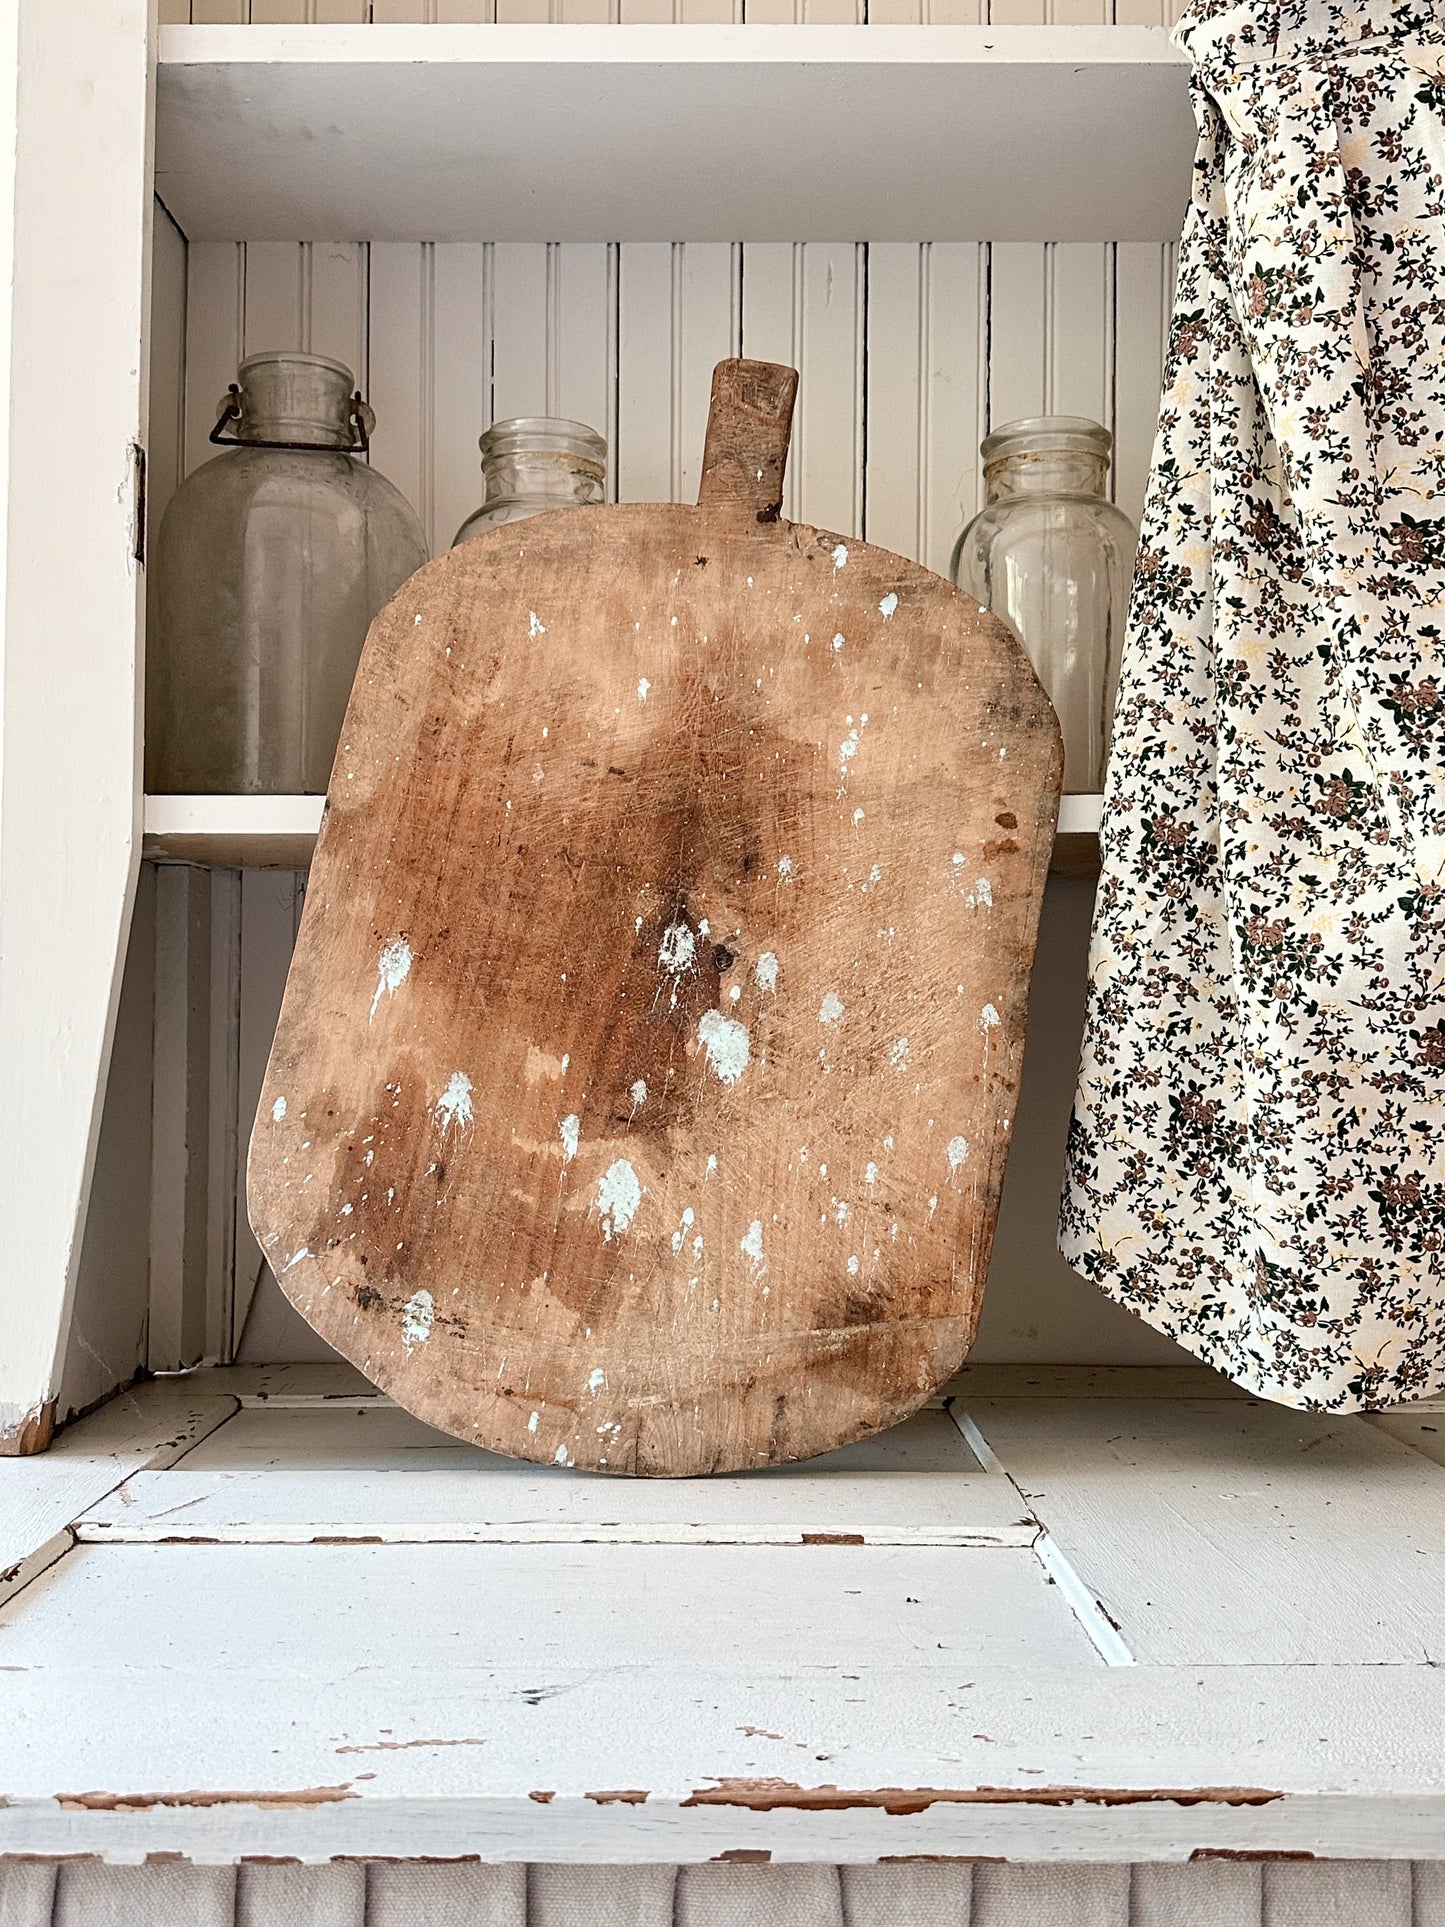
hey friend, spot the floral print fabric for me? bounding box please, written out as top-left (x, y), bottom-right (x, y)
top-left (1060, 0), bottom-right (1445, 1408)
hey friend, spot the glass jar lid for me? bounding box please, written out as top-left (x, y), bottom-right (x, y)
top-left (980, 415), bottom-right (1113, 471)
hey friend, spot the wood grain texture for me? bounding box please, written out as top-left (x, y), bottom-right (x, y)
top-left (248, 361), bottom-right (1061, 1474)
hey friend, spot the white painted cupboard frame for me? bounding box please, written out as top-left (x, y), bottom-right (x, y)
top-left (0, 4), bottom-right (1191, 1440)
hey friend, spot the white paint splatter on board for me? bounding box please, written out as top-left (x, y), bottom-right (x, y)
top-left (271, 1096), bottom-right (287, 1122)
top-left (755, 951), bottom-right (779, 993)
top-left (401, 1289), bottom-right (435, 1354)
top-left (818, 990), bottom-right (845, 1025)
top-left (369, 937), bottom-right (413, 1022)
top-left (597, 1159), bottom-right (642, 1239)
top-left (741, 1219), bottom-right (765, 1268)
top-left (947, 1135), bottom-right (970, 1175)
top-left (435, 1071), bottom-right (474, 1133)
top-left (559, 1114), bottom-right (580, 1163)
top-left (698, 1009), bottom-right (750, 1085)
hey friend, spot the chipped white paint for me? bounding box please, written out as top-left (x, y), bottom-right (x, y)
top-left (637, 677), bottom-right (650, 702)
top-left (435, 1070), bottom-right (474, 1134)
top-left (671, 1206), bottom-right (696, 1255)
top-left (281, 1246), bottom-right (309, 1273)
top-left (271, 1096), bottom-right (287, 1122)
top-left (865, 1162), bottom-right (878, 1185)
top-left (847, 1255), bottom-right (860, 1275)
top-left (777, 854), bottom-right (793, 879)
top-left (831, 543), bottom-right (848, 569)
top-left (559, 1114), bottom-right (580, 1164)
top-left (705, 1154), bottom-right (718, 1180)
top-left (401, 1289), bottom-right (435, 1354)
top-left (697, 1009), bottom-right (749, 1086)
top-left (369, 937), bottom-right (413, 1022)
top-left (527, 1411), bottom-right (539, 1433)
top-left (529, 610), bottom-right (546, 638)
top-left (597, 1159), bottom-right (643, 1240)
top-left (630, 1079), bottom-right (648, 1108)
top-left (889, 1038), bottom-right (910, 1070)
top-left (554, 1444), bottom-right (570, 1465)
top-left (818, 990), bottom-right (845, 1025)
top-left (658, 922), bottom-right (695, 974)
top-left (740, 1220), bottom-right (765, 1268)
top-left (587, 1368), bottom-right (606, 1394)
top-left (755, 951), bottom-right (779, 994)
top-left (947, 1135), bottom-right (970, 1174)
top-left (833, 1198), bottom-right (850, 1225)
top-left (879, 592), bottom-right (899, 618)
top-left (831, 632), bottom-right (844, 651)
top-left (977, 877), bottom-right (994, 906)
top-left (980, 1003), bottom-right (1001, 1033)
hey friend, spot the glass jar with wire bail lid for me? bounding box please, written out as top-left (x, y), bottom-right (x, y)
top-left (950, 415), bottom-right (1137, 795)
top-left (147, 352), bottom-right (429, 794)
top-left (453, 417), bottom-right (607, 545)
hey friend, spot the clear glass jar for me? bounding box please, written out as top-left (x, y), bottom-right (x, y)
top-left (452, 416), bottom-right (606, 545)
top-left (950, 416), bottom-right (1137, 794)
top-left (146, 352), bottom-right (430, 795)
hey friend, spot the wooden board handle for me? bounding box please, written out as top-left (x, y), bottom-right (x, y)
top-left (697, 359), bottom-right (799, 520)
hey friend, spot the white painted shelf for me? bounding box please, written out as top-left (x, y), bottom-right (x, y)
top-left (155, 24), bottom-right (1192, 244)
top-left (6, 1367), bottom-right (1445, 1863)
top-left (142, 791), bottom-right (1104, 867)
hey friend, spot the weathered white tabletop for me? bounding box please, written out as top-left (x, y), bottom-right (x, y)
top-left (4, 1363), bottom-right (1445, 1865)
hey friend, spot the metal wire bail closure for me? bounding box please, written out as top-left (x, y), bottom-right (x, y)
top-left (210, 383), bottom-right (374, 454)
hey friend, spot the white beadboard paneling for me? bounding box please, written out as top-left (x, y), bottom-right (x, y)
top-left (244, 239), bottom-right (306, 360)
top-left (553, 242), bottom-right (617, 478)
top-left (617, 242), bottom-right (675, 501)
top-left (367, 240), bottom-right (433, 543)
top-left (795, 242), bottom-right (865, 535)
top-left (232, 869), bottom-right (304, 1346)
top-left (432, 242), bottom-right (489, 547)
top-left (148, 203), bottom-right (188, 531)
top-left (987, 241), bottom-right (1047, 427)
top-left (1111, 237), bottom-right (1171, 526)
top-left (864, 242), bottom-right (923, 559)
top-left (183, 240), bottom-right (244, 478)
top-left (921, 241), bottom-right (986, 575)
top-left (490, 240), bottom-right (550, 422)
top-left (1047, 242), bottom-right (1110, 420)
top-left (306, 238), bottom-right (367, 373)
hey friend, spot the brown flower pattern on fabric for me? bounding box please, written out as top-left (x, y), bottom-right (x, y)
top-left (1060, 0), bottom-right (1445, 1410)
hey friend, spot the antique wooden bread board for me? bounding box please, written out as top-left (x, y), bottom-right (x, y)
top-left (248, 361), bottom-right (1061, 1475)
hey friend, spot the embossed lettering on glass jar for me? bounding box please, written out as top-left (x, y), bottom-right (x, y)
top-left (950, 416), bottom-right (1137, 794)
top-left (147, 352), bottom-right (429, 795)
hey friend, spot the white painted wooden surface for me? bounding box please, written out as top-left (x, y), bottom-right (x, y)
top-left (166, 0), bottom-right (1187, 21)
top-left (8, 1376), bottom-right (1445, 1865)
top-left (0, 1383), bottom-right (236, 1610)
top-left (966, 1397), bottom-right (1445, 1664)
top-left (143, 792), bottom-right (1105, 865)
top-left (76, 1405), bottom-right (1044, 1546)
top-left (156, 27), bottom-right (1192, 243)
top-left (0, 0), bottom-right (156, 1450)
